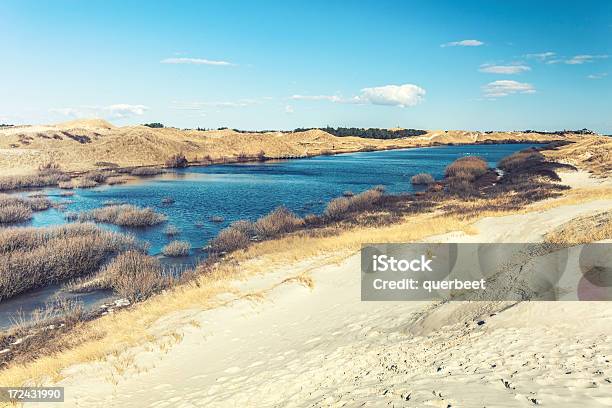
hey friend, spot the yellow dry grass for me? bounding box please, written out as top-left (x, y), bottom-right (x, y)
top-left (543, 135), bottom-right (612, 175)
top-left (544, 210), bottom-right (612, 244)
top-left (0, 119), bottom-right (568, 175)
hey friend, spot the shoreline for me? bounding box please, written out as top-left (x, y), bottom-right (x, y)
top-left (15, 171), bottom-right (612, 407)
top-left (1, 167), bottom-right (610, 391)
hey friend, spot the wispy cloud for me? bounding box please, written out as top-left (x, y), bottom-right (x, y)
top-left (564, 54), bottom-right (609, 65)
top-left (291, 84), bottom-right (426, 108)
top-left (170, 99), bottom-right (259, 110)
top-left (483, 80), bottom-right (535, 98)
top-left (524, 51), bottom-right (556, 61)
top-left (291, 95), bottom-right (342, 102)
top-left (284, 105), bottom-right (294, 114)
top-left (479, 64), bottom-right (531, 74)
top-left (587, 72), bottom-right (608, 80)
top-left (50, 104), bottom-right (149, 119)
top-left (441, 39), bottom-right (484, 48)
top-left (160, 57), bottom-right (235, 66)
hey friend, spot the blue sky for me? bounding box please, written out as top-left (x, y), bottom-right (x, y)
top-left (1, 0), bottom-right (611, 132)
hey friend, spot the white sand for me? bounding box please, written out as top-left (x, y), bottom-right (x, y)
top-left (33, 174), bottom-right (612, 407)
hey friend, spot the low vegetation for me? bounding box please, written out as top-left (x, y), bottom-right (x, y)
top-left (130, 167), bottom-right (165, 176)
top-left (544, 211), bottom-right (612, 245)
top-left (78, 204), bottom-right (167, 227)
top-left (324, 186), bottom-right (385, 220)
top-left (254, 207), bottom-right (304, 238)
top-left (164, 224), bottom-right (180, 236)
top-left (411, 173), bottom-right (435, 185)
top-left (0, 194), bottom-right (51, 224)
top-left (162, 240), bottom-right (190, 257)
top-left (444, 156), bottom-right (489, 181)
top-left (166, 153), bottom-right (188, 168)
top-left (103, 251), bottom-right (171, 301)
top-left (0, 223), bottom-right (142, 301)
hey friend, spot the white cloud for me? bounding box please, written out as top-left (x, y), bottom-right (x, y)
top-left (483, 80), bottom-right (535, 97)
top-left (284, 105), bottom-right (294, 114)
top-left (50, 104), bottom-right (149, 119)
top-left (291, 84), bottom-right (425, 108)
top-left (525, 52), bottom-right (556, 61)
top-left (587, 72), bottom-right (608, 79)
top-left (565, 54), bottom-right (609, 65)
top-left (441, 39), bottom-right (484, 48)
top-left (357, 84), bottom-right (425, 107)
top-left (479, 64), bottom-right (531, 74)
top-left (105, 104), bottom-right (148, 118)
top-left (160, 57), bottom-right (235, 66)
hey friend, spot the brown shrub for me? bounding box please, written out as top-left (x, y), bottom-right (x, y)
top-left (162, 240), bottom-right (190, 257)
top-left (209, 226), bottom-right (250, 253)
top-left (0, 203), bottom-right (32, 223)
top-left (324, 187), bottom-right (385, 220)
top-left (444, 156), bottom-right (488, 181)
top-left (130, 167), bottom-right (165, 176)
top-left (78, 204), bottom-right (167, 227)
top-left (410, 173), bottom-right (435, 185)
top-left (164, 224), bottom-right (180, 236)
top-left (166, 153), bottom-right (188, 168)
top-left (0, 224), bottom-right (142, 301)
top-left (498, 149), bottom-right (545, 172)
top-left (254, 207), bottom-right (304, 238)
top-left (104, 251), bottom-right (169, 301)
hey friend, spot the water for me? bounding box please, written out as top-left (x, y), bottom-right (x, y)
top-left (0, 143), bottom-right (540, 328)
top-left (26, 143), bottom-right (540, 256)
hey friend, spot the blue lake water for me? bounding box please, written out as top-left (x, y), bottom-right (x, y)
top-left (0, 143), bottom-right (541, 328)
top-left (23, 143), bottom-right (540, 257)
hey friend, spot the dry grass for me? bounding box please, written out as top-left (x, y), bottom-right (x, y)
top-left (444, 156), bottom-right (488, 181)
top-left (0, 194), bottom-right (51, 224)
top-left (324, 187), bottom-right (385, 220)
top-left (130, 167), bottom-right (165, 176)
top-left (411, 173), bottom-right (435, 185)
top-left (165, 153), bottom-right (188, 168)
top-left (78, 204), bottom-right (167, 227)
top-left (162, 240), bottom-right (190, 257)
top-left (254, 207), bottom-right (304, 238)
top-left (0, 223), bottom-right (142, 301)
top-left (164, 224), bottom-right (180, 236)
top-left (104, 251), bottom-right (171, 301)
top-left (209, 224), bottom-right (251, 253)
top-left (544, 210), bottom-right (612, 245)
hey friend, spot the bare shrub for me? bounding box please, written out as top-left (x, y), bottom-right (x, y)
top-left (166, 153), bottom-right (188, 168)
top-left (164, 224), bottom-right (180, 236)
top-left (0, 194), bottom-right (51, 223)
top-left (162, 240), bottom-right (190, 257)
top-left (444, 156), bottom-right (488, 181)
top-left (0, 203), bottom-right (32, 223)
top-left (78, 204), bottom-right (167, 227)
top-left (324, 187), bottom-right (384, 220)
top-left (343, 191), bottom-right (354, 197)
top-left (254, 207), bottom-right (304, 238)
top-left (130, 167), bottom-right (165, 176)
top-left (72, 178), bottom-right (98, 189)
top-left (0, 223), bottom-right (142, 300)
top-left (411, 173), bottom-right (435, 185)
top-left (106, 176), bottom-right (128, 185)
top-left (58, 180), bottom-right (74, 189)
top-left (104, 251), bottom-right (169, 301)
top-left (161, 196), bottom-right (175, 204)
top-left (210, 215), bottom-right (225, 223)
top-left (209, 226), bottom-right (250, 253)
top-left (498, 149), bottom-right (545, 172)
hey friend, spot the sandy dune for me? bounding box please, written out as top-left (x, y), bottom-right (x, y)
top-left (29, 173), bottom-right (612, 408)
top-left (0, 119), bottom-right (571, 175)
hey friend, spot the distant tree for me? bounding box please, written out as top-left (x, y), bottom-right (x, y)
top-left (143, 123), bottom-right (164, 128)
